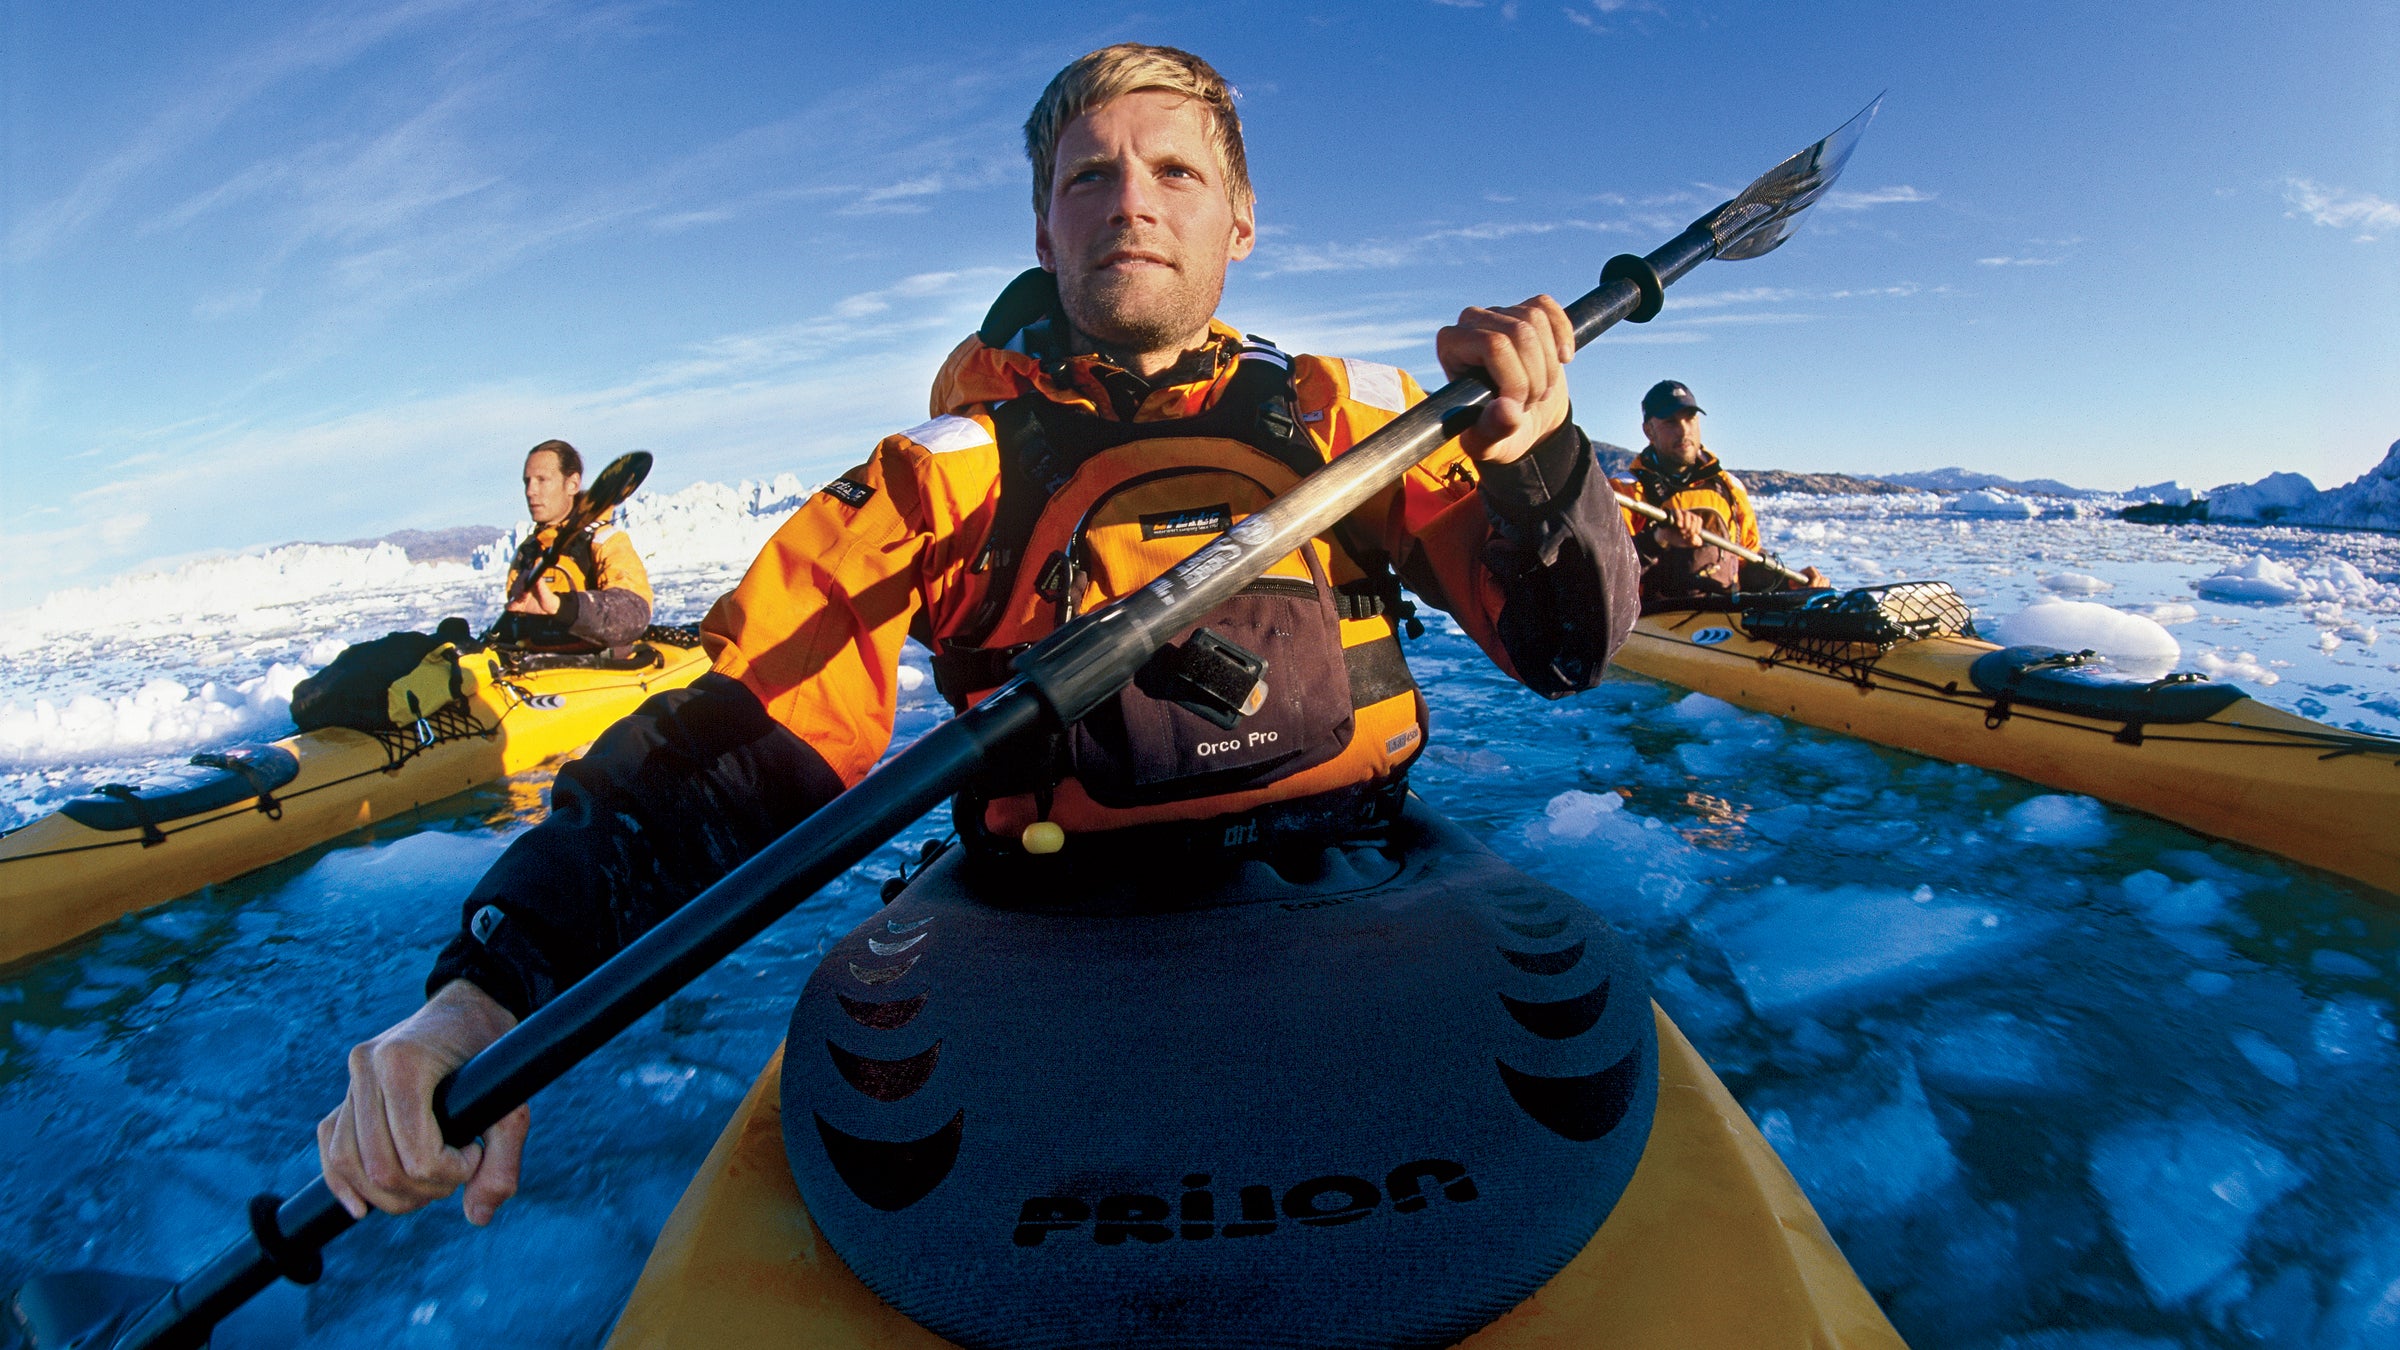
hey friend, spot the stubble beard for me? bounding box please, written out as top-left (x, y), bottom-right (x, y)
top-left (1057, 242), bottom-right (1225, 368)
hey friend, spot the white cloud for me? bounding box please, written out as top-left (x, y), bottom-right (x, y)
top-left (2283, 177), bottom-right (2400, 241)
top-left (1976, 255), bottom-right (2060, 267)
top-left (1254, 215), bottom-right (1635, 276)
top-left (1822, 185), bottom-right (1932, 211)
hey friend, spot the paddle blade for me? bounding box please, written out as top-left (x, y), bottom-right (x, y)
top-left (577, 450), bottom-right (654, 520)
top-left (9, 1270), bottom-right (170, 1349)
top-left (1701, 94), bottom-right (1882, 262)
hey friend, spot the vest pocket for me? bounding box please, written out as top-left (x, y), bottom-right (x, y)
top-left (1068, 575), bottom-right (1355, 808)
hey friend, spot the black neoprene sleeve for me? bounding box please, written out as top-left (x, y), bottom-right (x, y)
top-left (1474, 419), bottom-right (1642, 696)
top-left (553, 587), bottom-right (655, 649)
top-left (426, 673), bottom-right (847, 1018)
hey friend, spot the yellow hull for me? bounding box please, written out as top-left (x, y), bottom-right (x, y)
top-left (607, 1007), bottom-right (1903, 1350)
top-left (0, 642), bottom-right (709, 965)
top-left (1616, 612), bottom-right (2400, 897)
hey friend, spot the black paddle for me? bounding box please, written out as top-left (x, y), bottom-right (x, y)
top-left (481, 450), bottom-right (655, 642)
top-left (10, 98), bottom-right (1877, 1350)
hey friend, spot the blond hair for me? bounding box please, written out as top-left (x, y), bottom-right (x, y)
top-left (1024, 44), bottom-right (1251, 217)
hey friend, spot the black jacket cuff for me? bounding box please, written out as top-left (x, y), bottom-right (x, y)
top-left (1476, 418), bottom-right (1591, 524)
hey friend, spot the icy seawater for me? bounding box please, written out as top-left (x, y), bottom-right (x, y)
top-left (3, 497), bottom-right (2398, 1346)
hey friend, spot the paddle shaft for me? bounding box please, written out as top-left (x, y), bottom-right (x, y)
top-left (1611, 490), bottom-right (1811, 585)
top-left (92, 102), bottom-right (1876, 1349)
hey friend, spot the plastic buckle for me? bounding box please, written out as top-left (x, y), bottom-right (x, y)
top-left (1139, 627), bottom-right (1268, 731)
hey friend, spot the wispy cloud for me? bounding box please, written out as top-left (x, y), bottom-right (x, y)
top-left (2283, 177), bottom-right (2400, 242)
top-left (8, 0), bottom-right (493, 261)
top-left (1255, 215), bottom-right (1638, 276)
top-left (3, 266), bottom-right (1015, 598)
top-left (1564, 0), bottom-right (1666, 31)
top-left (1822, 185), bottom-right (1932, 211)
top-left (1976, 255), bottom-right (2061, 267)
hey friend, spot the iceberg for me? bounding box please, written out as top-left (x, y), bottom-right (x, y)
top-left (2205, 471), bottom-right (2321, 523)
top-left (1949, 487), bottom-right (2042, 517)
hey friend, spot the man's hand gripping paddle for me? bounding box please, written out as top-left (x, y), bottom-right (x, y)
top-left (482, 450), bottom-right (655, 641)
top-left (1610, 490), bottom-right (1815, 586)
top-left (10, 97), bottom-right (1876, 1350)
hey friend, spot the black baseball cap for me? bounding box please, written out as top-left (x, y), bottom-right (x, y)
top-left (1641, 380), bottom-right (1704, 419)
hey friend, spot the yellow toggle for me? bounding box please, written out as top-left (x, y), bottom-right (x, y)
top-left (1020, 821), bottom-right (1066, 855)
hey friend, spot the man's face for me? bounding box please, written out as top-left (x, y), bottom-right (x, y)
top-left (523, 451), bottom-right (580, 527)
top-left (1643, 411), bottom-right (1705, 463)
top-left (1035, 89), bottom-right (1255, 362)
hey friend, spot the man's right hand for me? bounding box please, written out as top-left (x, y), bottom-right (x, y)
top-left (1654, 507), bottom-right (1711, 549)
top-left (318, 979), bottom-right (529, 1225)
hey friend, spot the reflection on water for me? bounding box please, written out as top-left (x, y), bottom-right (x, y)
top-left (4, 630), bottom-right (2397, 1347)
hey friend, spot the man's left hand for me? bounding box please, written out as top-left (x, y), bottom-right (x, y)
top-left (1435, 295), bottom-right (1573, 465)
top-left (505, 577), bottom-right (561, 616)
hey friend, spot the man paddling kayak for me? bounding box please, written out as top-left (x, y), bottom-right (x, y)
top-left (496, 438), bottom-right (656, 652)
top-left (318, 43), bottom-right (1640, 1227)
top-left (1616, 379), bottom-right (1827, 603)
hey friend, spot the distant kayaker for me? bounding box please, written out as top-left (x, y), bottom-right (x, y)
top-left (317, 43), bottom-right (1642, 1225)
top-left (1616, 380), bottom-right (1827, 603)
top-left (496, 439), bottom-right (655, 651)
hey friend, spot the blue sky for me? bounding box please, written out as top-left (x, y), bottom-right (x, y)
top-left (5, 0), bottom-right (2396, 602)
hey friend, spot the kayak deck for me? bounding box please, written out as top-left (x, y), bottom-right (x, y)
top-left (1618, 611), bottom-right (2400, 896)
top-left (0, 640), bottom-right (709, 965)
top-left (606, 1006), bottom-right (1901, 1349)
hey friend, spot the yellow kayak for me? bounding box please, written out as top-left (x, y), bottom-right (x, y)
top-left (1616, 597), bottom-right (2400, 896)
top-left (0, 635), bottom-right (709, 965)
top-left (606, 801), bottom-right (1903, 1349)
top-left (610, 1015), bottom-right (1897, 1350)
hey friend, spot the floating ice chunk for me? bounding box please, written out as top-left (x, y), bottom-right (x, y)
top-left (1917, 1010), bottom-right (2068, 1099)
top-left (1651, 964), bottom-right (1745, 1041)
top-left (1992, 598), bottom-right (2179, 676)
top-left (2312, 949), bottom-right (2381, 980)
top-left (2130, 601), bottom-right (2199, 625)
top-left (1534, 789), bottom-right (1621, 841)
top-left (2229, 1030), bottom-right (2298, 1087)
top-left (2194, 555), bottom-right (2304, 603)
top-left (2194, 648), bottom-right (2279, 686)
top-left (1753, 1056), bottom-right (1956, 1219)
top-left (2313, 997), bottom-right (2397, 1064)
top-left (1747, 802), bottom-right (1812, 843)
top-left (1524, 790), bottom-right (1705, 922)
top-left (2320, 1212), bottom-right (2400, 1345)
top-left (2003, 794), bottom-right (2111, 848)
top-left (1705, 883), bottom-right (2053, 1020)
top-left (1666, 692), bottom-right (1743, 725)
top-left (1950, 488), bottom-right (2041, 517)
top-left (2087, 1118), bottom-right (2302, 1306)
top-left (2121, 870), bottom-right (2226, 927)
top-left (2038, 571), bottom-right (2113, 595)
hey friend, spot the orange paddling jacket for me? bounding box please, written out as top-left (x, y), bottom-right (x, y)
top-left (432, 298), bottom-right (1640, 1018)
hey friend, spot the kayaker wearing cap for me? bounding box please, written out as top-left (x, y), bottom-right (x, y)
top-left (316, 42), bottom-right (1640, 1226)
top-left (1616, 380), bottom-right (1827, 602)
top-left (496, 439), bottom-right (656, 651)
